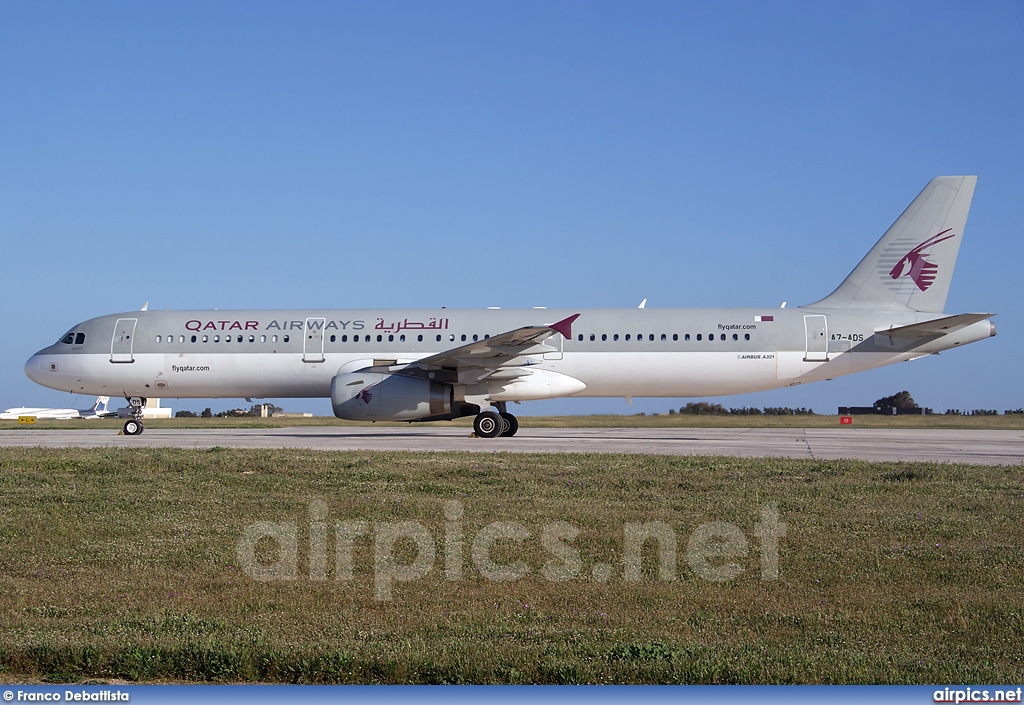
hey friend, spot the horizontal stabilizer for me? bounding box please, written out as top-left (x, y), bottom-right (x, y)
top-left (875, 313), bottom-right (994, 339)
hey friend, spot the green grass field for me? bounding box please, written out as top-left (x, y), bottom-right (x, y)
top-left (0, 448), bottom-right (1021, 684)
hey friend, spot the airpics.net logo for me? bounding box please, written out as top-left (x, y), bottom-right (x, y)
top-left (887, 228), bottom-right (957, 292)
top-left (235, 500), bottom-right (786, 600)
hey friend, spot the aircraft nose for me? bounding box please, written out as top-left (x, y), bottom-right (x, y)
top-left (24, 353), bottom-right (49, 386)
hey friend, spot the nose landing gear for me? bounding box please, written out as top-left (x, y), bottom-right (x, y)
top-left (122, 396), bottom-right (146, 436)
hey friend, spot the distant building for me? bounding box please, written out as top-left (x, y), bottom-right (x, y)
top-left (117, 398), bottom-right (172, 419)
top-left (838, 405), bottom-right (930, 416)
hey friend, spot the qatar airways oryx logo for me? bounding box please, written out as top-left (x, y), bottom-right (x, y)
top-left (888, 228), bottom-right (956, 292)
top-left (355, 387), bottom-right (373, 404)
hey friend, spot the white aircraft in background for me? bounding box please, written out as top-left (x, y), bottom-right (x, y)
top-left (23, 176), bottom-right (995, 437)
top-left (0, 397), bottom-right (114, 420)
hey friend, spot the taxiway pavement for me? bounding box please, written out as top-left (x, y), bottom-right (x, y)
top-left (0, 427), bottom-right (1021, 465)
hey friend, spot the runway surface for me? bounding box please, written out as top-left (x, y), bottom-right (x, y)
top-left (0, 426), bottom-right (1021, 464)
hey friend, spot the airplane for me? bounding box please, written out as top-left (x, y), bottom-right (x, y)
top-left (0, 396), bottom-right (114, 421)
top-left (23, 176), bottom-right (995, 437)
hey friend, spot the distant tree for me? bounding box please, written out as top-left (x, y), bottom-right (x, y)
top-left (174, 410), bottom-right (197, 418)
top-left (678, 402), bottom-right (728, 415)
top-left (201, 408), bottom-right (213, 418)
top-left (875, 391), bottom-right (918, 410)
top-left (215, 408), bottom-right (250, 418)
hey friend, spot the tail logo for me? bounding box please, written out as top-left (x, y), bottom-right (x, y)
top-left (355, 387), bottom-right (373, 404)
top-left (888, 229), bottom-right (956, 292)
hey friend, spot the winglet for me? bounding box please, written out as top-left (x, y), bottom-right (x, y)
top-left (550, 313), bottom-right (580, 339)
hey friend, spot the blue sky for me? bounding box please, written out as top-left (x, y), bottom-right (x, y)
top-left (2, 1), bottom-right (1022, 416)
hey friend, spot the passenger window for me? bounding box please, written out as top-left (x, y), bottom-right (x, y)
top-left (260, 335), bottom-right (266, 343)
top-left (625, 334), bottom-right (631, 341)
top-left (696, 334), bottom-right (702, 341)
top-left (417, 335), bottom-right (423, 342)
top-left (720, 334), bottom-right (725, 341)
top-left (214, 335), bottom-right (220, 342)
top-left (155, 335), bottom-right (162, 343)
top-left (400, 334), bottom-right (406, 342)
top-left (672, 334), bottom-right (678, 341)
top-left (388, 335), bottom-right (394, 342)
top-left (330, 335), bottom-right (336, 343)
top-left (436, 335), bottom-right (442, 342)
top-left (203, 335), bottom-right (209, 343)
top-left (249, 335), bottom-right (255, 343)
top-left (365, 335), bottom-right (370, 342)
top-left (744, 333), bottom-right (750, 341)
top-left (449, 334), bottom-right (455, 342)
top-left (660, 334), bottom-right (666, 341)
top-left (237, 335), bottom-right (243, 342)
top-left (732, 333), bottom-right (738, 341)
top-left (191, 335), bottom-right (197, 343)
top-left (284, 335), bottom-right (290, 343)
top-left (602, 334), bottom-right (607, 341)
top-left (376, 335), bottom-right (383, 343)
top-left (473, 334), bottom-right (478, 341)
top-left (461, 334), bottom-right (467, 342)
top-left (590, 334), bottom-right (596, 341)
top-left (272, 335), bottom-right (278, 343)
top-left (180, 335), bottom-right (186, 343)
top-left (613, 334), bottom-right (619, 341)
top-left (650, 334), bottom-right (655, 341)
top-left (685, 334), bottom-right (690, 341)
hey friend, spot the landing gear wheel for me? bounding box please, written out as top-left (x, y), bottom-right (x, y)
top-left (473, 411), bottom-right (503, 439)
top-left (123, 396), bottom-right (146, 436)
top-left (499, 412), bottom-right (519, 437)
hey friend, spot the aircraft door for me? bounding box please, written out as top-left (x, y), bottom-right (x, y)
top-left (803, 315), bottom-right (828, 362)
top-left (303, 317), bottom-right (326, 363)
top-left (542, 333), bottom-right (564, 361)
top-left (110, 318), bottom-right (138, 363)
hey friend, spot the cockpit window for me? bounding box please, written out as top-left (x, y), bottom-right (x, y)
top-left (58, 330), bottom-right (87, 345)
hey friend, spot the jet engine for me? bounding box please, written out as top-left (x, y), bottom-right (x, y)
top-left (331, 371), bottom-right (459, 421)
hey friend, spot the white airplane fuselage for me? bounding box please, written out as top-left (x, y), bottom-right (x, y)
top-left (25, 306), bottom-right (994, 401)
top-left (21, 177), bottom-right (997, 437)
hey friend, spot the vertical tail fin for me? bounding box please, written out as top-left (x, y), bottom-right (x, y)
top-left (806, 176), bottom-right (977, 313)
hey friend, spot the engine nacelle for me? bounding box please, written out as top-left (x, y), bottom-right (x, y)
top-left (331, 371), bottom-right (453, 421)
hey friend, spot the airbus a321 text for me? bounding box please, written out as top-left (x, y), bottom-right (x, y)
top-left (24, 177), bottom-right (995, 437)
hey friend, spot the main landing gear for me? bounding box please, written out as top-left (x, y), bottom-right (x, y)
top-left (122, 396), bottom-right (146, 436)
top-left (473, 402), bottom-right (518, 439)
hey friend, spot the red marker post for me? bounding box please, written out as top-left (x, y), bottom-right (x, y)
top-left (840, 416), bottom-right (853, 425)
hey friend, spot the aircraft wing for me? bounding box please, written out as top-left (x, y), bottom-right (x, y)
top-left (876, 313), bottom-right (994, 339)
top-left (402, 313), bottom-right (580, 383)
